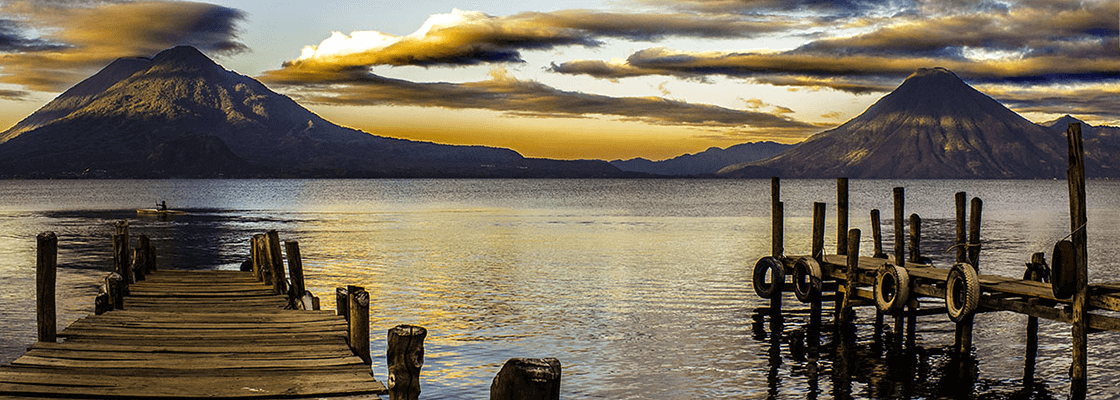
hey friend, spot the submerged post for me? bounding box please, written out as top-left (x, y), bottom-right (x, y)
top-left (1067, 122), bottom-right (1089, 388)
top-left (36, 232), bottom-right (57, 343)
top-left (388, 324), bottom-right (427, 400)
top-left (348, 286), bottom-right (370, 364)
top-left (490, 358), bottom-right (562, 400)
top-left (837, 178), bottom-right (849, 255)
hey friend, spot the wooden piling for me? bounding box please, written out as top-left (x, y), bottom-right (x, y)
top-left (490, 358), bottom-right (562, 400)
top-left (113, 221), bottom-right (132, 286)
top-left (388, 325), bottom-right (427, 400)
top-left (285, 241), bottom-right (307, 308)
top-left (811, 202), bottom-right (826, 328)
top-left (771, 177), bottom-right (783, 316)
top-left (838, 229), bottom-right (861, 327)
top-left (891, 188), bottom-right (905, 348)
top-left (105, 272), bottom-right (125, 310)
top-left (348, 286), bottom-right (371, 365)
top-left (837, 178), bottom-right (849, 256)
top-left (130, 249), bottom-right (144, 282)
top-left (955, 197), bottom-right (983, 355)
top-left (955, 192), bottom-right (967, 264)
top-left (266, 231), bottom-right (287, 295)
top-left (36, 232), bottom-right (57, 343)
top-left (336, 287), bottom-right (350, 323)
top-left (871, 209), bottom-right (886, 258)
top-left (907, 213), bottom-right (921, 347)
top-left (1067, 122), bottom-right (1089, 386)
top-left (1024, 252), bottom-right (1045, 380)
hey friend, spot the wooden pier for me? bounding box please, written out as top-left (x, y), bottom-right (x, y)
top-left (0, 229), bottom-right (390, 398)
top-left (753, 123), bottom-right (1113, 396)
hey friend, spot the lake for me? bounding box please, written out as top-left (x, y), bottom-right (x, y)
top-left (2, 179), bottom-right (1119, 398)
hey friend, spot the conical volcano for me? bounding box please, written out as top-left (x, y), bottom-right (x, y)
top-left (720, 68), bottom-right (1066, 178)
top-left (0, 46), bottom-right (623, 178)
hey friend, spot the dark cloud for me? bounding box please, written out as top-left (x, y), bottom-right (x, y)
top-left (261, 66), bottom-right (823, 135)
top-left (0, 1), bottom-right (247, 94)
top-left (0, 19), bottom-right (65, 52)
top-left (983, 84), bottom-right (1120, 125)
top-left (0, 88), bottom-right (29, 100)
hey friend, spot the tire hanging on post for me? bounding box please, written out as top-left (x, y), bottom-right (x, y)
top-left (753, 257), bottom-right (785, 299)
top-left (793, 257), bottom-right (822, 303)
top-left (875, 263), bottom-right (910, 314)
top-left (945, 262), bottom-right (980, 322)
top-left (1050, 240), bottom-right (1077, 299)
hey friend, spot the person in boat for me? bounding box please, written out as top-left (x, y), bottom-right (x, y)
top-left (157, 200), bottom-right (167, 211)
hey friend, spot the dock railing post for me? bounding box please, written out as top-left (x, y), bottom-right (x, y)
top-left (337, 287), bottom-right (350, 323)
top-left (1066, 122), bottom-right (1089, 390)
top-left (105, 272), bottom-right (125, 310)
top-left (837, 178), bottom-right (849, 255)
top-left (36, 232), bottom-right (57, 343)
top-left (871, 209), bottom-right (886, 258)
top-left (266, 231), bottom-right (287, 295)
top-left (490, 358), bottom-right (561, 400)
top-left (388, 324), bottom-right (427, 400)
top-left (348, 286), bottom-right (371, 365)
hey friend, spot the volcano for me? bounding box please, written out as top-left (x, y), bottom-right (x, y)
top-left (0, 46), bottom-right (623, 178)
top-left (719, 68), bottom-right (1068, 179)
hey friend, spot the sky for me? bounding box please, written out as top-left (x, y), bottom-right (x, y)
top-left (0, 0), bottom-right (1117, 161)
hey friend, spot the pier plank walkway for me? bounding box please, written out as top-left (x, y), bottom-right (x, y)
top-left (0, 269), bottom-right (388, 398)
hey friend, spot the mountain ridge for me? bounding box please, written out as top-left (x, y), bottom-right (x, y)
top-left (719, 68), bottom-right (1079, 179)
top-left (610, 141), bottom-right (793, 176)
top-left (0, 46), bottom-right (627, 178)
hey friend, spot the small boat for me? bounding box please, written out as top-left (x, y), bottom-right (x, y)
top-left (136, 208), bottom-right (186, 216)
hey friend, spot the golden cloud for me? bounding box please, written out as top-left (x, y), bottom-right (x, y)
top-left (0, 1), bottom-right (246, 94)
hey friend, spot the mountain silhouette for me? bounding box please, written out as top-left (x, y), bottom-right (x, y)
top-left (610, 141), bottom-right (792, 176)
top-left (719, 68), bottom-right (1070, 179)
top-left (0, 46), bottom-right (625, 178)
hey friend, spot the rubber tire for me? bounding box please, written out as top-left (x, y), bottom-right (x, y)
top-left (753, 257), bottom-right (785, 299)
top-left (1050, 240), bottom-right (1077, 299)
top-left (793, 257), bottom-right (823, 303)
top-left (875, 263), bottom-right (910, 314)
top-left (946, 262), bottom-right (980, 323)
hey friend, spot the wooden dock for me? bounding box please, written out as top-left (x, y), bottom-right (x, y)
top-left (753, 123), bottom-right (1110, 397)
top-left (0, 227), bottom-right (389, 399)
top-left (0, 268), bottom-right (388, 398)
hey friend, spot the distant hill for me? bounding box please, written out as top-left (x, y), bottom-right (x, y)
top-left (610, 141), bottom-right (792, 176)
top-left (719, 68), bottom-right (1074, 179)
top-left (0, 46), bottom-right (627, 178)
top-left (1043, 115), bottom-right (1120, 176)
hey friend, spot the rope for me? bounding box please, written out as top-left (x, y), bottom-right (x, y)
top-left (942, 242), bottom-right (981, 254)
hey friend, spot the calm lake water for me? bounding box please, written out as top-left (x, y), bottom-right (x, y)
top-left (2, 179), bottom-right (1120, 399)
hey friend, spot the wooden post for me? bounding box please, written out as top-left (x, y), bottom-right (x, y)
top-left (285, 241), bottom-right (306, 306)
top-left (955, 197), bottom-right (983, 355)
top-left (770, 177), bottom-right (783, 316)
top-left (94, 291), bottom-right (111, 315)
top-left (1024, 252), bottom-right (1045, 381)
top-left (871, 209), bottom-right (886, 258)
top-left (36, 232), bottom-right (57, 343)
top-left (490, 358), bottom-right (562, 400)
top-left (955, 192), bottom-right (968, 264)
top-left (137, 235), bottom-right (152, 275)
top-left (892, 187), bottom-right (905, 269)
top-left (105, 272), bottom-right (125, 310)
top-left (336, 287), bottom-right (350, 322)
top-left (810, 202), bottom-right (826, 329)
top-left (838, 229), bottom-right (860, 327)
top-left (348, 286), bottom-right (370, 365)
top-left (388, 325), bottom-right (427, 400)
top-left (907, 213), bottom-right (921, 347)
top-left (113, 221), bottom-right (132, 285)
top-left (131, 249), bottom-right (144, 282)
top-left (266, 231), bottom-right (287, 295)
top-left (1067, 122), bottom-right (1089, 387)
top-left (837, 178), bottom-right (849, 255)
top-left (250, 234), bottom-right (263, 281)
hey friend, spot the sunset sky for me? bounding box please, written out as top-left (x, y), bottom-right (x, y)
top-left (0, 0), bottom-right (1116, 160)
